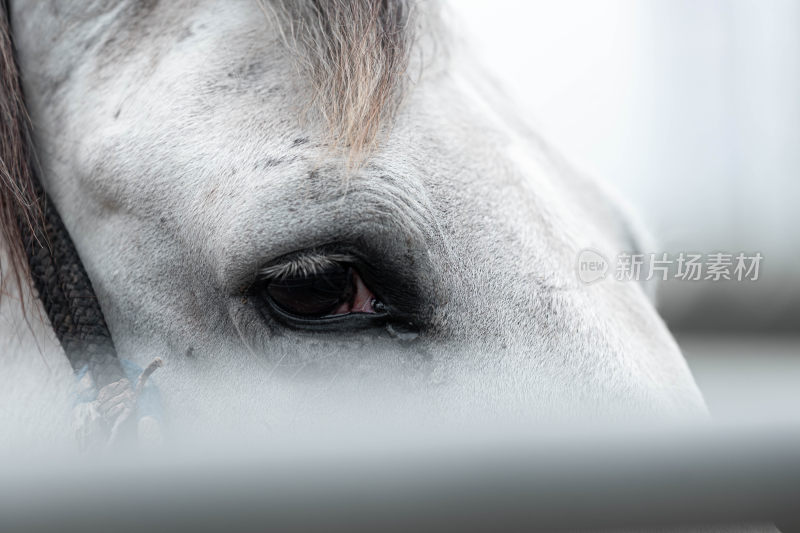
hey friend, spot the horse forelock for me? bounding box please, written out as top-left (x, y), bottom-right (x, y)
top-left (266, 0), bottom-right (417, 165)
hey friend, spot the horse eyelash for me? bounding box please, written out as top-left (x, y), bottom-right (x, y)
top-left (259, 252), bottom-right (356, 281)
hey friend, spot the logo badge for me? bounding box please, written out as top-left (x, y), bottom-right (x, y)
top-left (576, 248), bottom-right (609, 284)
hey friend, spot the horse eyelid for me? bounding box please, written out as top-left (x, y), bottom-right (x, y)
top-left (259, 252), bottom-right (357, 281)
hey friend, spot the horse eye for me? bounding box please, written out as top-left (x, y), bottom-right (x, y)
top-left (265, 263), bottom-right (383, 318)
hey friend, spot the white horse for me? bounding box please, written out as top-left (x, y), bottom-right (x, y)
top-left (0, 0), bottom-right (708, 450)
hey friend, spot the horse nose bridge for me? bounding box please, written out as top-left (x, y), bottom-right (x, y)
top-left (425, 211), bottom-right (580, 339)
top-left (429, 258), bottom-right (564, 342)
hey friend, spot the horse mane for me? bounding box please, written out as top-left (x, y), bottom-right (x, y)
top-left (0, 2), bottom-right (43, 308)
top-left (267, 0), bottom-right (416, 163)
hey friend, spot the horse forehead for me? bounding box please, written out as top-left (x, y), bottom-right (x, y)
top-left (37, 0), bottom-right (605, 259)
top-left (82, 0), bottom-right (415, 156)
top-left (86, 1), bottom-right (265, 75)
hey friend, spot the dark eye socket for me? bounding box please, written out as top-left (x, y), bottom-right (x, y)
top-left (253, 253), bottom-right (390, 330)
top-left (249, 248), bottom-right (424, 333)
top-left (266, 263), bottom-right (353, 317)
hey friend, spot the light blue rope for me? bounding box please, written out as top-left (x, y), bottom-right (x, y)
top-left (74, 359), bottom-right (163, 422)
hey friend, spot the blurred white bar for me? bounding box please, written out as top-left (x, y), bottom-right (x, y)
top-left (1, 425), bottom-right (798, 532)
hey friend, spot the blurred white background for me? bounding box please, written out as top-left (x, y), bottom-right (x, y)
top-left (455, 0), bottom-right (800, 332)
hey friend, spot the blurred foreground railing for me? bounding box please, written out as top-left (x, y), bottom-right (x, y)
top-left (1, 425), bottom-right (799, 532)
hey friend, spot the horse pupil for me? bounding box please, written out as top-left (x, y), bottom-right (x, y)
top-left (266, 264), bottom-right (352, 317)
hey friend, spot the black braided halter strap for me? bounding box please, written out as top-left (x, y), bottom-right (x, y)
top-left (1, 0), bottom-right (124, 391)
top-left (21, 181), bottom-right (126, 390)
